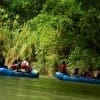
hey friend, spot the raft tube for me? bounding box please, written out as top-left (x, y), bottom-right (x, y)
top-left (55, 72), bottom-right (100, 84)
top-left (0, 68), bottom-right (39, 78)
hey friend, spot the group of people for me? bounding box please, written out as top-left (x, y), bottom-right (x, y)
top-left (0, 55), bottom-right (33, 73)
top-left (0, 55), bottom-right (100, 79)
top-left (10, 58), bottom-right (33, 73)
top-left (58, 61), bottom-right (100, 79)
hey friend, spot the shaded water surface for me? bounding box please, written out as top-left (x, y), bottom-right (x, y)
top-left (0, 76), bottom-right (100, 100)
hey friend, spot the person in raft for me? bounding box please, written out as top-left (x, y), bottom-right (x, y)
top-left (10, 60), bottom-right (18, 71)
top-left (58, 61), bottom-right (69, 75)
top-left (10, 58), bottom-right (22, 71)
top-left (72, 68), bottom-right (80, 76)
top-left (81, 67), bottom-right (94, 78)
top-left (0, 55), bottom-right (8, 69)
top-left (21, 58), bottom-right (32, 73)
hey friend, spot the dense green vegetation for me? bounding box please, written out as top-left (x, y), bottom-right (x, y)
top-left (0, 0), bottom-right (100, 75)
top-left (0, 76), bottom-right (100, 100)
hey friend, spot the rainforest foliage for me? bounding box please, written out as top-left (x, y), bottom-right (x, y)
top-left (0, 0), bottom-right (100, 74)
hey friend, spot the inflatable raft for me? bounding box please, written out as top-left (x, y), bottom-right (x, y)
top-left (0, 68), bottom-right (39, 78)
top-left (55, 72), bottom-right (100, 84)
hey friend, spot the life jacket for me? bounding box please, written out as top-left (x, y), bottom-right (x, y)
top-left (11, 64), bottom-right (18, 70)
top-left (59, 64), bottom-right (66, 73)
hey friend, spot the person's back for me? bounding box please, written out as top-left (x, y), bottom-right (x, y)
top-left (0, 57), bottom-right (5, 66)
top-left (59, 61), bottom-right (68, 75)
top-left (0, 56), bottom-right (8, 69)
top-left (60, 64), bottom-right (66, 73)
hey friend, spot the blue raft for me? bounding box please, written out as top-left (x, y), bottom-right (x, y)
top-left (0, 68), bottom-right (39, 78)
top-left (55, 72), bottom-right (100, 84)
